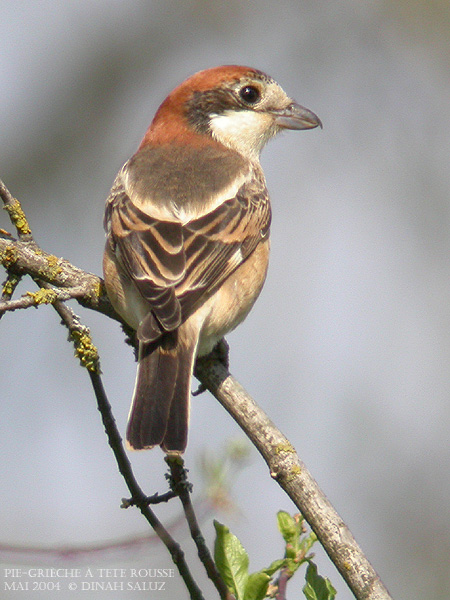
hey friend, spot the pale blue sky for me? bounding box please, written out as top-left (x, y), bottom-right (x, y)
top-left (1, 2), bottom-right (450, 598)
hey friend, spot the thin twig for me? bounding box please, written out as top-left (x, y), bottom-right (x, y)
top-left (0, 184), bottom-right (116, 322)
top-left (0, 180), bottom-right (32, 241)
top-left (87, 372), bottom-right (205, 600)
top-left (168, 458), bottom-right (234, 600)
top-left (0, 498), bottom-right (214, 562)
top-left (0, 526), bottom-right (182, 561)
top-left (0, 180), bottom-right (28, 321)
top-left (0, 234), bottom-right (117, 320)
top-left (49, 298), bottom-right (206, 600)
top-left (0, 271), bottom-right (22, 321)
top-left (1, 271), bottom-right (21, 300)
top-left (122, 490), bottom-right (178, 507)
top-left (0, 285), bottom-right (87, 314)
top-left (275, 567), bottom-right (291, 600)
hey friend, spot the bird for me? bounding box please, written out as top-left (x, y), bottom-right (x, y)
top-left (103, 65), bottom-right (321, 453)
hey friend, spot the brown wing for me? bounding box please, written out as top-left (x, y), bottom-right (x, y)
top-left (177, 182), bottom-right (271, 317)
top-left (105, 171), bottom-right (271, 343)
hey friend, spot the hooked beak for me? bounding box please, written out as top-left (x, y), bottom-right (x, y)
top-left (273, 102), bottom-right (322, 131)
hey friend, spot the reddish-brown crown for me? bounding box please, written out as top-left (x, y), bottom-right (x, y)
top-left (138, 66), bottom-right (263, 149)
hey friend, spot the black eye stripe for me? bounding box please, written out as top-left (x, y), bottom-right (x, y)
top-left (239, 85), bottom-right (261, 104)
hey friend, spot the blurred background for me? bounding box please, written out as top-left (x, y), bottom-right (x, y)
top-left (1, 1), bottom-right (450, 598)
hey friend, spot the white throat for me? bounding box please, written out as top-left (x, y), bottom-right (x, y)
top-left (209, 109), bottom-right (277, 159)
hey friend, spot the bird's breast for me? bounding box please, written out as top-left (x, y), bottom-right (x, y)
top-left (194, 238), bottom-right (270, 357)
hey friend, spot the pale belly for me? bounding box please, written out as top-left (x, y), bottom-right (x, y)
top-left (194, 239), bottom-right (270, 356)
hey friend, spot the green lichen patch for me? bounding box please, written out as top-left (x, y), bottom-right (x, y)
top-left (27, 288), bottom-right (58, 305)
top-left (0, 244), bottom-right (18, 268)
top-left (71, 329), bottom-right (101, 373)
top-left (3, 199), bottom-right (31, 236)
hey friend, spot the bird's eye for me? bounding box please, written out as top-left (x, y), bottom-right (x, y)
top-left (239, 85), bottom-right (261, 104)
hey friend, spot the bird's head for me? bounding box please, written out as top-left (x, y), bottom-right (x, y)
top-left (140, 65), bottom-right (321, 160)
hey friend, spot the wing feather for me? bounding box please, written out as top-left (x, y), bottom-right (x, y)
top-left (105, 166), bottom-right (271, 343)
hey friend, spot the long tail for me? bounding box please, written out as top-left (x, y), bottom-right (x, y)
top-left (126, 328), bottom-right (197, 453)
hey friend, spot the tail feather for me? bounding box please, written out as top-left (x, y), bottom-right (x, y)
top-left (160, 343), bottom-right (197, 453)
top-left (126, 329), bottom-right (197, 453)
top-left (126, 338), bottom-right (178, 450)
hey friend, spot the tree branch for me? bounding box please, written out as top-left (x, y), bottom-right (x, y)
top-left (1, 179), bottom-right (393, 600)
top-left (0, 233), bottom-right (117, 321)
top-left (87, 371), bottom-right (205, 600)
top-left (0, 179), bottom-right (32, 241)
top-left (194, 356), bottom-right (392, 600)
top-left (51, 295), bottom-right (206, 600)
top-left (0, 284), bottom-right (88, 314)
top-left (168, 457), bottom-right (234, 600)
top-left (1, 181), bottom-right (205, 599)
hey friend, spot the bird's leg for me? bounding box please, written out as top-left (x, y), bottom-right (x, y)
top-left (192, 338), bottom-right (230, 396)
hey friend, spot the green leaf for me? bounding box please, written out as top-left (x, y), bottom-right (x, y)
top-left (262, 558), bottom-right (286, 576)
top-left (297, 530), bottom-right (318, 568)
top-left (214, 521), bottom-right (249, 599)
top-left (299, 530), bottom-right (318, 555)
top-left (302, 562), bottom-right (337, 600)
top-left (277, 511), bottom-right (298, 545)
top-left (244, 572), bottom-right (271, 600)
